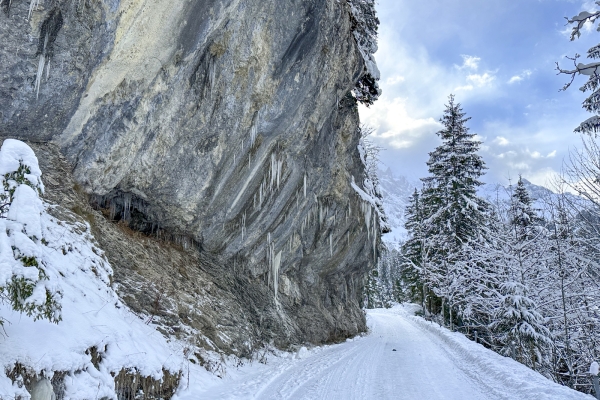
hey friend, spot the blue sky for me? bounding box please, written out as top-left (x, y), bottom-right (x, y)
top-left (359, 0), bottom-right (600, 186)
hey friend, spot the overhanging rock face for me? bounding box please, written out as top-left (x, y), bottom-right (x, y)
top-left (0, 0), bottom-right (382, 350)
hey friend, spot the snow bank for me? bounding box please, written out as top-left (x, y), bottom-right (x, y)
top-left (0, 140), bottom-right (183, 399)
top-left (391, 305), bottom-right (592, 400)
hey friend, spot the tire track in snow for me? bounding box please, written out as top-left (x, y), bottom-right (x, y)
top-left (180, 307), bottom-right (590, 399)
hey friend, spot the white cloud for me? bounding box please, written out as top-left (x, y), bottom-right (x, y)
top-left (385, 75), bottom-right (405, 85)
top-left (467, 72), bottom-right (496, 87)
top-left (529, 150), bottom-right (542, 159)
top-left (359, 96), bottom-right (441, 149)
top-left (547, 150), bottom-right (557, 158)
top-left (493, 136), bottom-right (510, 146)
top-left (496, 150), bottom-right (517, 159)
top-left (508, 70), bottom-right (532, 84)
top-left (455, 84), bottom-right (474, 92)
top-left (457, 55), bottom-right (481, 70)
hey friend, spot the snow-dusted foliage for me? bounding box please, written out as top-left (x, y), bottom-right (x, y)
top-left (399, 159), bottom-right (600, 393)
top-left (353, 125), bottom-right (390, 235)
top-left (401, 95), bottom-right (489, 326)
top-left (557, 1), bottom-right (600, 135)
top-left (0, 140), bottom-right (183, 399)
top-left (0, 139), bottom-right (59, 325)
top-left (394, 98), bottom-right (600, 390)
top-left (347, 0), bottom-right (381, 106)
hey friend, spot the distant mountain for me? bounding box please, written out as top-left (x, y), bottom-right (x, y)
top-left (378, 170), bottom-right (590, 247)
top-left (377, 167), bottom-right (419, 245)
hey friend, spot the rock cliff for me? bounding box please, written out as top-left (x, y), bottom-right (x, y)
top-left (0, 0), bottom-right (382, 353)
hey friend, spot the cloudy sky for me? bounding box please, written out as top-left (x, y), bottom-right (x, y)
top-left (359, 0), bottom-right (600, 186)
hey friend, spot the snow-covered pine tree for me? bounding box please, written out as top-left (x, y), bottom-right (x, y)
top-left (364, 268), bottom-right (384, 309)
top-left (401, 189), bottom-right (426, 308)
top-left (483, 178), bottom-right (551, 370)
top-left (419, 95), bottom-right (489, 323)
top-left (510, 176), bottom-right (542, 240)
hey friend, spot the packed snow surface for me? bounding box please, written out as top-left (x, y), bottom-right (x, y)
top-left (176, 305), bottom-right (591, 399)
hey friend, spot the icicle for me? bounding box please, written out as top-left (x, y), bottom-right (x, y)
top-left (253, 193), bottom-right (256, 210)
top-left (319, 203), bottom-right (324, 225)
top-left (248, 154), bottom-right (251, 169)
top-left (362, 202), bottom-right (372, 239)
top-left (303, 174), bottom-right (307, 198)
top-left (277, 159), bottom-right (282, 189)
top-left (123, 193), bottom-right (132, 221)
top-left (35, 53), bottom-right (46, 99)
top-left (347, 231), bottom-right (350, 247)
top-left (241, 212), bottom-right (246, 240)
top-left (28, 0), bottom-right (41, 20)
top-left (272, 250), bottom-right (282, 300)
top-left (46, 60), bottom-right (50, 80)
top-left (270, 154), bottom-right (275, 190)
top-left (250, 110), bottom-right (260, 147)
top-left (209, 60), bottom-right (216, 94)
top-left (109, 201), bottom-right (116, 221)
top-left (233, 153), bottom-right (236, 165)
top-left (329, 234), bottom-right (333, 256)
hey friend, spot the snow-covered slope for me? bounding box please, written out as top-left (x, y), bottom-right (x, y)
top-left (176, 305), bottom-right (592, 399)
top-left (377, 168), bottom-right (418, 245)
top-left (478, 178), bottom-right (589, 217)
top-left (0, 140), bottom-right (184, 399)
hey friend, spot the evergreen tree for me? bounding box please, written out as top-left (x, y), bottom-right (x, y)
top-left (486, 179), bottom-right (551, 370)
top-left (419, 95), bottom-right (489, 321)
top-left (509, 177), bottom-right (541, 242)
top-left (401, 189), bottom-right (426, 306)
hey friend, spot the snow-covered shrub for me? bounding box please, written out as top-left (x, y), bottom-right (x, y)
top-left (347, 0), bottom-right (381, 106)
top-left (0, 140), bottom-right (183, 398)
top-left (0, 139), bottom-right (60, 324)
top-left (355, 125), bottom-right (390, 234)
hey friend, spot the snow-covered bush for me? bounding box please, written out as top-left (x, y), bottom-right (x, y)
top-left (347, 0), bottom-right (381, 106)
top-left (0, 140), bottom-right (183, 398)
top-left (0, 139), bottom-right (61, 325)
top-left (355, 125), bottom-right (390, 234)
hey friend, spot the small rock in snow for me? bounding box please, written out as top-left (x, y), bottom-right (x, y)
top-left (297, 346), bottom-right (308, 359)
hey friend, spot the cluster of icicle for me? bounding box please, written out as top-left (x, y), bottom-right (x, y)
top-left (360, 200), bottom-right (378, 261)
top-left (266, 232), bottom-right (282, 303)
top-left (31, 0), bottom-right (45, 98)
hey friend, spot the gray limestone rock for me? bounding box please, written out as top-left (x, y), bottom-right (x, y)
top-left (0, 0), bottom-right (382, 352)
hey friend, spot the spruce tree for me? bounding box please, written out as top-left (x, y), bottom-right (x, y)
top-left (401, 189), bottom-right (426, 306)
top-left (419, 95), bottom-right (489, 318)
top-left (490, 179), bottom-right (551, 370)
top-left (510, 177), bottom-right (541, 241)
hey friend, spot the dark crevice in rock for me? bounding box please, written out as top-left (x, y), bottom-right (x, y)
top-left (91, 191), bottom-right (204, 252)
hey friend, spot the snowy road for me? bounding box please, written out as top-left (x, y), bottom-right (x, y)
top-left (177, 306), bottom-right (592, 400)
